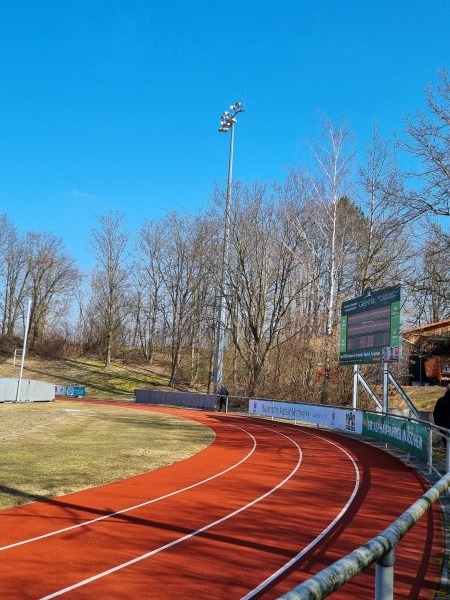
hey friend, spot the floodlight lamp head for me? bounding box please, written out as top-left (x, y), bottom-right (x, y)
top-left (218, 101), bottom-right (244, 131)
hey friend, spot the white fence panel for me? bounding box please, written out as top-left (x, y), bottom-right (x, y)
top-left (0, 378), bottom-right (55, 402)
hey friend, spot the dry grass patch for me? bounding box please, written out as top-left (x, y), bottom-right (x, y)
top-left (0, 400), bottom-right (214, 509)
top-left (0, 356), bottom-right (174, 399)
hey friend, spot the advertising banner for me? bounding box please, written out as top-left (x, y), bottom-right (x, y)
top-left (64, 385), bottom-right (86, 398)
top-left (363, 413), bottom-right (428, 460)
top-left (248, 399), bottom-right (363, 434)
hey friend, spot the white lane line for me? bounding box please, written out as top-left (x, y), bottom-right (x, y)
top-left (241, 427), bottom-right (361, 599)
top-left (40, 425), bottom-right (305, 599)
top-left (0, 424), bottom-right (257, 552)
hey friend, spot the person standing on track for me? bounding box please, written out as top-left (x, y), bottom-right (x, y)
top-left (218, 385), bottom-right (229, 412)
top-left (433, 383), bottom-right (450, 449)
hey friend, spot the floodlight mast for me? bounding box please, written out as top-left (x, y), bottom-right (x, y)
top-left (213, 102), bottom-right (245, 394)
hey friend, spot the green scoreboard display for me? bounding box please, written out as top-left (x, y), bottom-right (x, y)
top-left (339, 286), bottom-right (401, 365)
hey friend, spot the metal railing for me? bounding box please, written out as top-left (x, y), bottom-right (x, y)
top-left (277, 472), bottom-right (450, 599)
top-left (275, 416), bottom-right (450, 599)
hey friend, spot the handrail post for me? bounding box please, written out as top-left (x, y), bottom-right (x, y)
top-left (428, 428), bottom-right (434, 475)
top-left (446, 439), bottom-right (450, 474)
top-left (375, 546), bottom-right (395, 600)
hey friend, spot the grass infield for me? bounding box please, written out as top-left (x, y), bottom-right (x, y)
top-left (0, 400), bottom-right (214, 510)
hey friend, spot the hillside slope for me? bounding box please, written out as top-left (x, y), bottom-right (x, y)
top-left (0, 356), bottom-right (176, 399)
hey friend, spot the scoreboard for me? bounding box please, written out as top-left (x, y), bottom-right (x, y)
top-left (340, 286), bottom-right (401, 365)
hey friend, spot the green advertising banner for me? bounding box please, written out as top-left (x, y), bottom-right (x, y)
top-left (363, 413), bottom-right (428, 461)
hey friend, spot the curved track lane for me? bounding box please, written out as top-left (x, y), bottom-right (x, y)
top-left (0, 401), bottom-right (444, 599)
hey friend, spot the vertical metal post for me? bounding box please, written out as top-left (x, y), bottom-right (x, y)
top-left (213, 103), bottom-right (245, 394)
top-left (212, 102), bottom-right (244, 394)
top-left (428, 429), bottom-right (434, 475)
top-left (375, 547), bottom-right (395, 600)
top-left (213, 123), bottom-right (234, 393)
top-left (15, 298), bottom-right (31, 403)
top-left (446, 438), bottom-right (450, 474)
top-left (353, 364), bottom-right (359, 409)
top-left (382, 361), bottom-right (389, 414)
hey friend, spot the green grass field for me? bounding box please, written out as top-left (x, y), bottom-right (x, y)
top-left (0, 399), bottom-right (214, 510)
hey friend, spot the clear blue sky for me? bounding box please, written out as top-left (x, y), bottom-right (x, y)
top-left (0, 1), bottom-right (449, 269)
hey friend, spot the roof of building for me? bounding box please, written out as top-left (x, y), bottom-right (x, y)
top-left (404, 318), bottom-right (450, 337)
top-left (403, 318), bottom-right (450, 354)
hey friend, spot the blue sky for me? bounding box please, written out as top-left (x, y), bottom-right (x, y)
top-left (0, 1), bottom-right (449, 269)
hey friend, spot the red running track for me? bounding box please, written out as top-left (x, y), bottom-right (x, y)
top-left (0, 400), bottom-right (444, 599)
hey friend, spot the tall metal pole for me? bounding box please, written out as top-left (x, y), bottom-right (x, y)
top-left (213, 102), bottom-right (244, 393)
top-left (213, 125), bottom-right (234, 392)
top-left (15, 298), bottom-right (31, 403)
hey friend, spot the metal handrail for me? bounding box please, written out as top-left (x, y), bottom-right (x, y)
top-left (278, 472), bottom-right (450, 600)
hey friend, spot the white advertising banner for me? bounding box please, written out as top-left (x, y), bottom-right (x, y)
top-left (248, 399), bottom-right (362, 434)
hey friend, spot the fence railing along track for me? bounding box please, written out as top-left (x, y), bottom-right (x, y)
top-left (277, 471), bottom-right (450, 599)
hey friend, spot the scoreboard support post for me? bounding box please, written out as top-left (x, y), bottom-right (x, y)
top-left (383, 360), bottom-right (389, 414)
top-left (353, 365), bottom-right (358, 409)
top-left (352, 365), bottom-right (383, 411)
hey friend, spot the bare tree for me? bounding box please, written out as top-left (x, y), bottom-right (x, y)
top-left (159, 212), bottom-right (208, 387)
top-left (407, 221), bottom-right (450, 324)
top-left (294, 118), bottom-right (354, 401)
top-left (183, 216), bottom-right (214, 388)
top-left (401, 69), bottom-right (450, 218)
top-left (135, 220), bottom-right (166, 363)
top-left (0, 215), bottom-right (28, 337)
top-left (24, 231), bottom-right (80, 349)
top-left (223, 182), bottom-right (310, 396)
top-left (90, 211), bottom-right (129, 368)
top-left (354, 125), bottom-right (412, 293)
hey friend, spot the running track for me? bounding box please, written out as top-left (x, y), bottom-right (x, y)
top-left (0, 400), bottom-right (444, 599)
